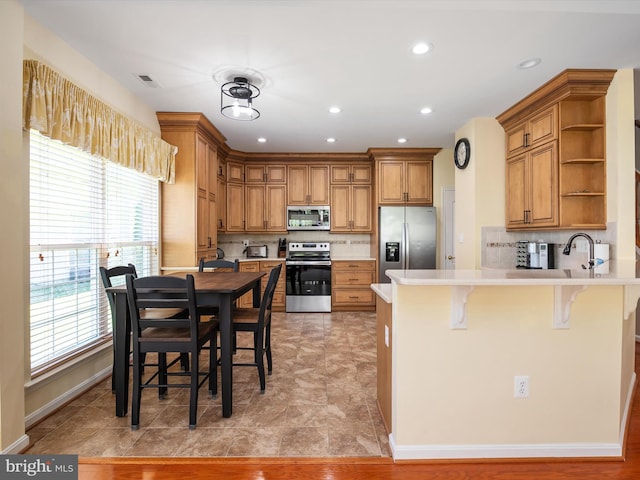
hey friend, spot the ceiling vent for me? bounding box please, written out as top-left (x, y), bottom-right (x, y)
top-left (136, 74), bottom-right (161, 88)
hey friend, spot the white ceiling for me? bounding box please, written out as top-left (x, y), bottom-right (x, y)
top-left (18, 0), bottom-right (640, 153)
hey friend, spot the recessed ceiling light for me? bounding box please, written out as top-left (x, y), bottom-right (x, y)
top-left (329, 106), bottom-right (341, 114)
top-left (420, 107), bottom-right (432, 115)
top-left (517, 57), bottom-right (541, 70)
top-left (412, 43), bottom-right (432, 55)
top-left (326, 138), bottom-right (336, 143)
top-left (397, 138), bottom-right (407, 144)
top-left (257, 137), bottom-right (267, 143)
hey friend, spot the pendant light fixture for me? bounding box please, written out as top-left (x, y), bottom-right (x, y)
top-left (221, 76), bottom-right (260, 121)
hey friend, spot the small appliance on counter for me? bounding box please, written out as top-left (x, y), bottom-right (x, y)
top-left (244, 244), bottom-right (268, 258)
top-left (277, 238), bottom-right (287, 258)
top-left (516, 241), bottom-right (555, 269)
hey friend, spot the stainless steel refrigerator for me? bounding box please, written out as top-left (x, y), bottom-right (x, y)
top-left (378, 206), bottom-right (436, 283)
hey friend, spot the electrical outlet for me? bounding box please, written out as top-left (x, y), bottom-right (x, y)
top-left (514, 375), bottom-right (529, 398)
top-left (243, 239), bottom-right (249, 247)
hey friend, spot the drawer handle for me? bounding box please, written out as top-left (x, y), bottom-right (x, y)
top-left (349, 278), bottom-right (359, 281)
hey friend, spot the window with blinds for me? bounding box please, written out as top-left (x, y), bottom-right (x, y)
top-left (29, 130), bottom-right (159, 375)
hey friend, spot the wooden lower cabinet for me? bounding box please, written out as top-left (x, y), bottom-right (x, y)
top-left (331, 260), bottom-right (376, 311)
top-left (238, 260), bottom-right (285, 311)
top-left (376, 294), bottom-right (392, 433)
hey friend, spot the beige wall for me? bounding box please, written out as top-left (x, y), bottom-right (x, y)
top-left (454, 118), bottom-right (505, 269)
top-left (606, 69), bottom-right (636, 263)
top-left (0, 0), bottom-right (28, 453)
top-left (392, 283), bottom-right (631, 458)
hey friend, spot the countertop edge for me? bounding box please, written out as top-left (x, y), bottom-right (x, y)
top-left (371, 283), bottom-right (392, 303)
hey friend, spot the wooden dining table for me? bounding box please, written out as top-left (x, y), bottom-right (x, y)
top-left (107, 271), bottom-right (265, 419)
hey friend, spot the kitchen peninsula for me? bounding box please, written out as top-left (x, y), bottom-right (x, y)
top-left (372, 265), bottom-right (640, 461)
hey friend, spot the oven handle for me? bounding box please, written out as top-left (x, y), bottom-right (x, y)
top-left (285, 261), bottom-right (332, 266)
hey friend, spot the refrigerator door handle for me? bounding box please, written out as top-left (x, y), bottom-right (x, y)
top-left (403, 222), bottom-right (409, 270)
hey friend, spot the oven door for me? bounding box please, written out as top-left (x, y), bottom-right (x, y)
top-left (285, 261), bottom-right (332, 312)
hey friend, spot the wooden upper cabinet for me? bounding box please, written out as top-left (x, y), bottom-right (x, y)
top-left (227, 160), bottom-right (244, 183)
top-left (505, 105), bottom-right (557, 157)
top-left (287, 164), bottom-right (330, 205)
top-left (330, 164), bottom-right (372, 184)
top-left (497, 69), bottom-right (615, 231)
top-left (245, 164), bottom-right (286, 183)
top-left (505, 142), bottom-right (558, 229)
top-left (245, 184), bottom-right (287, 232)
top-left (377, 159), bottom-right (432, 205)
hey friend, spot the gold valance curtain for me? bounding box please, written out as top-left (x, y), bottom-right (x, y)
top-left (23, 60), bottom-right (176, 183)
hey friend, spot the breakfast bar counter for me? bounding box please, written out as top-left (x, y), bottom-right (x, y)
top-left (374, 264), bottom-right (640, 461)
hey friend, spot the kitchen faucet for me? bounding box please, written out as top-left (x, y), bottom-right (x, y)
top-left (562, 233), bottom-right (595, 269)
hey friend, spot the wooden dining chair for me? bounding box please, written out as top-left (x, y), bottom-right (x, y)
top-left (126, 274), bottom-right (218, 430)
top-left (198, 258), bottom-right (239, 272)
top-left (100, 264), bottom-right (138, 392)
top-left (230, 263), bottom-right (282, 393)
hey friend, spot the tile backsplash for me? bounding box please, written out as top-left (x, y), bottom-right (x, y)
top-left (217, 233), bottom-right (372, 260)
top-left (481, 223), bottom-right (617, 270)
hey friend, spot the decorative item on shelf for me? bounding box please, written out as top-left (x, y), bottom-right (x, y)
top-left (221, 76), bottom-right (260, 121)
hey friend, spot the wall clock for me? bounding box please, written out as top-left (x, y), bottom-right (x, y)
top-left (454, 137), bottom-right (470, 170)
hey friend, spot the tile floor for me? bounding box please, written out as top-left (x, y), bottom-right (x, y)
top-left (25, 311), bottom-right (391, 457)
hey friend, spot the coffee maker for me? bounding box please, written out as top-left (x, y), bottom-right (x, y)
top-left (516, 241), bottom-right (555, 269)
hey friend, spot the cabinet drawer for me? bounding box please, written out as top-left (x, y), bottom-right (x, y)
top-left (239, 262), bottom-right (260, 272)
top-left (334, 271), bottom-right (375, 286)
top-left (332, 261), bottom-right (375, 271)
top-left (260, 260), bottom-right (284, 271)
top-left (333, 288), bottom-right (375, 305)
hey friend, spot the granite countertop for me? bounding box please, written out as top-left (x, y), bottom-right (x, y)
top-left (386, 262), bottom-right (640, 286)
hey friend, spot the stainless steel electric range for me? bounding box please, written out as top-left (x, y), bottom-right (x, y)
top-left (285, 242), bottom-right (331, 312)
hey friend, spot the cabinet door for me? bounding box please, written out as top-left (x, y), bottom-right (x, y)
top-left (352, 164), bottom-right (372, 183)
top-left (330, 165), bottom-right (351, 184)
top-left (506, 154), bottom-right (527, 228)
top-left (528, 141), bottom-right (558, 227)
top-left (308, 165), bottom-right (330, 204)
top-left (226, 183), bottom-right (245, 231)
top-left (217, 179), bottom-right (227, 231)
top-left (245, 184), bottom-right (266, 231)
top-left (227, 161), bottom-right (244, 183)
top-left (266, 165), bottom-right (286, 183)
top-left (196, 136), bottom-right (209, 250)
top-left (506, 122), bottom-right (528, 158)
top-left (351, 184), bottom-right (372, 231)
top-left (266, 184), bottom-right (287, 231)
top-left (405, 160), bottom-right (432, 204)
top-left (245, 165), bottom-right (266, 183)
top-left (330, 185), bottom-right (350, 231)
top-left (378, 161), bottom-right (404, 203)
top-left (287, 165), bottom-right (308, 204)
top-left (528, 105), bottom-right (557, 149)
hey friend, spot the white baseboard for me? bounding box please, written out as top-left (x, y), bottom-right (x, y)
top-left (389, 372), bottom-right (635, 461)
top-left (389, 437), bottom-right (622, 460)
top-left (24, 367), bottom-right (111, 429)
top-left (2, 435), bottom-right (30, 454)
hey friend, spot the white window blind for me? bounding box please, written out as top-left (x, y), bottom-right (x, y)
top-left (29, 130), bottom-right (159, 375)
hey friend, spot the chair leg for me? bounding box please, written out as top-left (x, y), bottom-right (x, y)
top-left (158, 353), bottom-right (167, 399)
top-left (265, 324), bottom-right (273, 375)
top-left (255, 332), bottom-right (266, 393)
top-left (189, 352), bottom-right (198, 429)
top-left (131, 349), bottom-right (142, 430)
top-left (209, 333), bottom-right (218, 398)
top-left (180, 352), bottom-right (190, 371)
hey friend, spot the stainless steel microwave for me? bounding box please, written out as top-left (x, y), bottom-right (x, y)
top-left (287, 206), bottom-right (330, 230)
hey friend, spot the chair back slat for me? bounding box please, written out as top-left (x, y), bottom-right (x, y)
top-left (198, 258), bottom-right (239, 272)
top-left (126, 274), bottom-right (200, 343)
